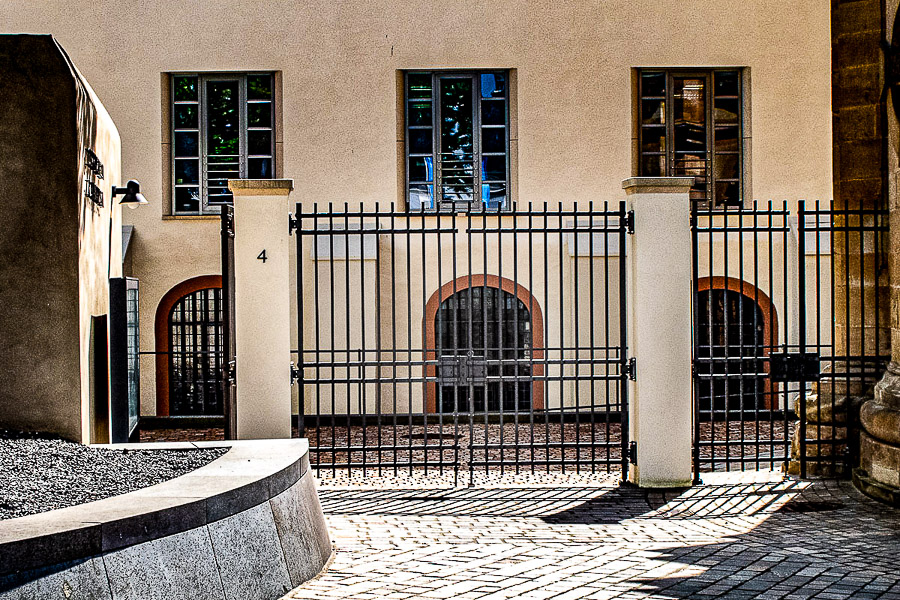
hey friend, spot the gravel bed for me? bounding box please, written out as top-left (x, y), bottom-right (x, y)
top-left (0, 431), bottom-right (227, 520)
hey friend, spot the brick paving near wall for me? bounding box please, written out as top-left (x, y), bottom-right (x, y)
top-left (285, 471), bottom-right (900, 600)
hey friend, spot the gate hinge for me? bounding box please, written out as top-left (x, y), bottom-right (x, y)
top-left (288, 213), bottom-right (298, 235)
top-left (290, 361), bottom-right (300, 385)
top-left (624, 210), bottom-right (635, 234)
top-left (224, 359), bottom-right (236, 385)
top-left (629, 441), bottom-right (637, 464)
top-left (624, 357), bottom-right (636, 381)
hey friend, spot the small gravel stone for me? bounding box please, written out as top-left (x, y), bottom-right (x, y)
top-left (0, 430), bottom-right (226, 520)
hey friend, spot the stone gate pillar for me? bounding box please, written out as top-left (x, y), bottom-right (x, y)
top-left (623, 177), bottom-right (694, 488)
top-left (229, 179), bottom-right (294, 439)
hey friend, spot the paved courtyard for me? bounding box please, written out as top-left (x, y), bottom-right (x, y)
top-left (285, 471), bottom-right (900, 600)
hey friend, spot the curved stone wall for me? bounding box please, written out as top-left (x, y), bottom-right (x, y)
top-left (0, 439), bottom-right (331, 600)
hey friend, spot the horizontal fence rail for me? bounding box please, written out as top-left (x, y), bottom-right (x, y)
top-left (294, 202), bottom-right (630, 484)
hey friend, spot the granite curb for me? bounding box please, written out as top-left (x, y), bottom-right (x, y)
top-left (0, 438), bottom-right (309, 577)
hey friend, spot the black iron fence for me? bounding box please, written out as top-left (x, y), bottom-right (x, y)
top-left (691, 201), bottom-right (889, 477)
top-left (293, 202), bottom-right (631, 484)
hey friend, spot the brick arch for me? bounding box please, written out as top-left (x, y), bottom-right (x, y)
top-left (154, 275), bottom-right (222, 416)
top-left (423, 275), bottom-right (544, 413)
top-left (696, 276), bottom-right (778, 408)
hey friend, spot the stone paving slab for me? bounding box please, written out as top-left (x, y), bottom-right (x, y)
top-left (285, 471), bottom-right (900, 599)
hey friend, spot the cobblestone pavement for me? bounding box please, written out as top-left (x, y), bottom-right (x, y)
top-left (285, 471), bottom-right (900, 600)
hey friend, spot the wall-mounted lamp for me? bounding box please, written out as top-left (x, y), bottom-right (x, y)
top-left (111, 179), bottom-right (148, 209)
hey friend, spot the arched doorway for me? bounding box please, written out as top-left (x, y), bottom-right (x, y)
top-left (155, 275), bottom-right (223, 415)
top-left (696, 277), bottom-right (777, 412)
top-left (424, 275), bottom-right (544, 412)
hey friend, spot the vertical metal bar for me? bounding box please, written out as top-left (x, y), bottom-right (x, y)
top-left (691, 200), bottom-right (701, 483)
top-left (295, 205), bottom-right (305, 439)
top-left (558, 202), bottom-right (565, 472)
top-left (498, 205), bottom-right (505, 474)
top-left (751, 205), bottom-right (762, 468)
top-left (358, 204), bottom-right (368, 469)
top-left (370, 203), bottom-right (382, 476)
top-left (767, 201), bottom-right (778, 473)
top-left (722, 202), bottom-right (731, 471)
top-left (312, 204), bottom-right (322, 468)
top-left (451, 210), bottom-right (461, 485)
top-left (408, 206), bottom-right (416, 476)
top-left (604, 203), bottom-right (613, 472)
top-left (589, 202), bottom-right (598, 471)
top-left (482, 208), bottom-right (489, 476)
top-left (328, 205), bottom-right (337, 476)
top-left (528, 203), bottom-right (536, 472)
top-left (512, 204), bottom-right (520, 474)
top-left (573, 201), bottom-right (581, 472)
top-left (543, 203), bottom-right (551, 470)
top-left (388, 205), bottom-right (396, 475)
top-left (472, 205), bottom-right (475, 487)
top-left (435, 209), bottom-right (445, 474)
top-left (344, 208), bottom-right (354, 472)
top-left (737, 201), bottom-right (747, 467)
top-left (798, 201), bottom-right (808, 477)
top-left (619, 200), bottom-right (630, 480)
top-left (418, 205), bottom-right (428, 474)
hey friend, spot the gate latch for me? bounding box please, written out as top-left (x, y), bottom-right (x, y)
top-left (629, 441), bottom-right (637, 464)
top-left (769, 352), bottom-right (820, 382)
top-left (224, 359), bottom-right (236, 385)
top-left (624, 357), bottom-right (636, 381)
top-left (439, 354), bottom-right (486, 385)
top-left (290, 361), bottom-right (300, 385)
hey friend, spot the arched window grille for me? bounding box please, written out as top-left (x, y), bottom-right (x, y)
top-left (168, 287), bottom-right (224, 415)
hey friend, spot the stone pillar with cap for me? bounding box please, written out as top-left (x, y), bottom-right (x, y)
top-left (623, 177), bottom-right (694, 488)
top-left (228, 179), bottom-right (294, 439)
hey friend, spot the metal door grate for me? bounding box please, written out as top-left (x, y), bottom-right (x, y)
top-left (293, 202), bottom-right (630, 485)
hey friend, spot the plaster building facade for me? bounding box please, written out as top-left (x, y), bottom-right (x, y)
top-left (0, 0), bottom-right (845, 472)
top-left (0, 35), bottom-right (123, 443)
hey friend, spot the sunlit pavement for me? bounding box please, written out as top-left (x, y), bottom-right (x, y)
top-left (284, 470), bottom-right (900, 600)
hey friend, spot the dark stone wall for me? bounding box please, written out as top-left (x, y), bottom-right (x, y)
top-left (832, 0), bottom-right (886, 211)
top-left (0, 35), bottom-right (82, 439)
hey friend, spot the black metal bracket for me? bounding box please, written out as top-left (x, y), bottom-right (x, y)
top-left (288, 213), bottom-right (298, 235)
top-left (624, 357), bottom-right (636, 381)
top-left (769, 352), bottom-right (820, 382)
top-left (84, 179), bottom-right (104, 207)
top-left (290, 361), bottom-right (300, 385)
top-left (624, 210), bottom-right (635, 235)
top-left (224, 359), bottom-right (236, 385)
top-left (85, 148), bottom-right (104, 179)
top-left (629, 441), bottom-right (637, 464)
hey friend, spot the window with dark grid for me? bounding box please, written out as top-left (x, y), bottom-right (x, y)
top-left (639, 69), bottom-right (743, 208)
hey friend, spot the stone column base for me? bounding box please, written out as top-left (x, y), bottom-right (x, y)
top-left (854, 362), bottom-right (900, 504)
top-left (854, 433), bottom-right (900, 506)
top-left (786, 393), bottom-right (863, 478)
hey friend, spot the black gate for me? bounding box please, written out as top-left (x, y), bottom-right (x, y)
top-left (293, 202), bottom-right (630, 484)
top-left (691, 201), bottom-right (888, 477)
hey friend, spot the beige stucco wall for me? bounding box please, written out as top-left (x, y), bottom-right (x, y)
top-left (0, 1), bottom-right (832, 416)
top-left (0, 35), bottom-right (120, 441)
top-left (74, 64), bottom-right (122, 442)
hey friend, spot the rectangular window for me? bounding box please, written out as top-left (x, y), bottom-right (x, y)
top-left (405, 71), bottom-right (510, 211)
top-left (171, 73), bottom-right (275, 214)
top-left (638, 69), bottom-right (743, 209)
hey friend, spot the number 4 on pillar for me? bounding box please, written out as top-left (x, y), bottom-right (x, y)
top-left (257, 249), bottom-right (267, 263)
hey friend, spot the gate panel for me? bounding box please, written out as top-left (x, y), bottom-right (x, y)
top-left (295, 202), bottom-right (629, 484)
top-left (692, 202), bottom-right (794, 474)
top-left (691, 201), bottom-right (889, 477)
